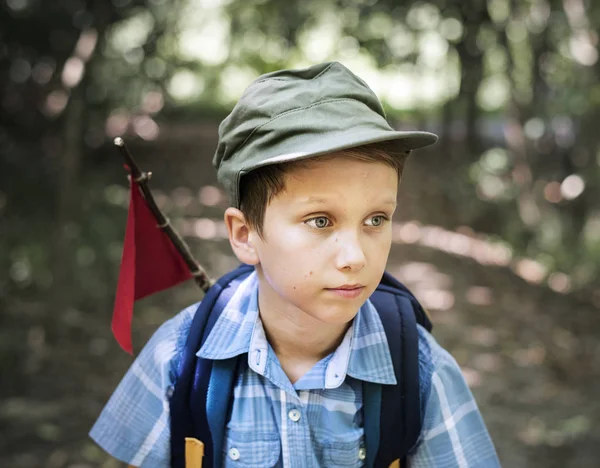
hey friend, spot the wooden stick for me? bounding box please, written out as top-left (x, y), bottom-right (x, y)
top-left (114, 137), bottom-right (214, 293)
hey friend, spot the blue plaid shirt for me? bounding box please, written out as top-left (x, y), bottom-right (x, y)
top-left (90, 272), bottom-right (499, 467)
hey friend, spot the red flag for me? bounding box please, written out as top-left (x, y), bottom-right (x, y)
top-left (111, 180), bottom-right (192, 353)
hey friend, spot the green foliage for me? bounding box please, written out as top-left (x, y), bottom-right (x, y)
top-left (1, 0), bottom-right (599, 302)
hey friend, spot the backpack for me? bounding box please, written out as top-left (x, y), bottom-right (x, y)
top-left (169, 264), bottom-right (432, 468)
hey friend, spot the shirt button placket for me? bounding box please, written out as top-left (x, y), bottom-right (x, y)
top-left (285, 403), bottom-right (308, 467)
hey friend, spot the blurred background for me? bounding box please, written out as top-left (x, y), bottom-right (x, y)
top-left (1, 0), bottom-right (599, 466)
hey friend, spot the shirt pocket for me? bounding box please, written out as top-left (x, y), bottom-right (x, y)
top-left (323, 437), bottom-right (366, 467)
top-left (223, 429), bottom-right (281, 467)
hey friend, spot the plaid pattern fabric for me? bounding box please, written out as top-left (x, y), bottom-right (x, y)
top-left (408, 326), bottom-right (500, 467)
top-left (90, 272), bottom-right (499, 467)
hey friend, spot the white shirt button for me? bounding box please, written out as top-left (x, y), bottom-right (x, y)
top-left (228, 447), bottom-right (240, 461)
top-left (358, 447), bottom-right (367, 460)
top-left (288, 408), bottom-right (301, 422)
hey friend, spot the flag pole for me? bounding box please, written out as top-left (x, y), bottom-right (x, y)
top-left (114, 137), bottom-right (214, 293)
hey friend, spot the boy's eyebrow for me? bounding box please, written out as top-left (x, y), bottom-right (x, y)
top-left (298, 196), bottom-right (397, 206)
top-left (301, 196), bottom-right (328, 204)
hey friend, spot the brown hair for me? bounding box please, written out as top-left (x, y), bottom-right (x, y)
top-left (239, 141), bottom-right (409, 236)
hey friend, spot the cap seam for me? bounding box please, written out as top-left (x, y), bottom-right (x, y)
top-left (249, 62), bottom-right (335, 88)
top-left (236, 97), bottom-right (374, 154)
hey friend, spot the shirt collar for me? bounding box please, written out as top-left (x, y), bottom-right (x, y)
top-left (197, 273), bottom-right (396, 386)
top-left (346, 299), bottom-right (397, 385)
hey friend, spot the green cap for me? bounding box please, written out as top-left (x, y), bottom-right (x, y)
top-left (213, 61), bottom-right (438, 208)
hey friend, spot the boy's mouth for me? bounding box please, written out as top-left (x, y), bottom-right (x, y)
top-left (325, 284), bottom-right (365, 298)
top-left (332, 284), bottom-right (364, 290)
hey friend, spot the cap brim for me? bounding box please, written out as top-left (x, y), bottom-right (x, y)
top-left (253, 129), bottom-right (438, 169)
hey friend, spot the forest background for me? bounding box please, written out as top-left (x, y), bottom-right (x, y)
top-left (1, 0), bottom-right (600, 466)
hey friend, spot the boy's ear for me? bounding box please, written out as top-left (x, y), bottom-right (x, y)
top-left (224, 207), bottom-right (259, 265)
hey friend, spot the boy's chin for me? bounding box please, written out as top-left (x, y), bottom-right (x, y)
top-left (306, 306), bottom-right (362, 326)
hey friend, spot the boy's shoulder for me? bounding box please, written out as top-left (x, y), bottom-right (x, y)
top-left (415, 323), bottom-right (463, 406)
top-left (134, 302), bottom-right (200, 375)
top-left (416, 323), bottom-right (458, 376)
top-left (152, 301), bottom-right (199, 354)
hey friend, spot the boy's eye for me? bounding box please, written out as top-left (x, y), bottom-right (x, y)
top-left (365, 215), bottom-right (388, 227)
top-left (306, 216), bottom-right (332, 229)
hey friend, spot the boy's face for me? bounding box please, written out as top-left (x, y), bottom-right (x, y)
top-left (249, 153), bottom-right (398, 325)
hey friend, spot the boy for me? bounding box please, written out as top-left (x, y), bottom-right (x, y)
top-left (90, 62), bottom-right (500, 467)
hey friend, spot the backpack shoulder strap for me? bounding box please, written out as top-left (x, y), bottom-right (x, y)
top-left (367, 271), bottom-right (431, 467)
top-left (170, 264), bottom-right (254, 468)
top-left (376, 271), bottom-right (433, 332)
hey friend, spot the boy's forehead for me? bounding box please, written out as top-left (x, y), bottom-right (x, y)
top-left (277, 157), bottom-right (399, 203)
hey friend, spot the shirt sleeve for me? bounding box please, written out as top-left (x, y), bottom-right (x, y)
top-left (89, 303), bottom-right (198, 468)
top-left (408, 329), bottom-right (500, 468)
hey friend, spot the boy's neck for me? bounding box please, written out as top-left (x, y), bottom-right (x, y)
top-left (257, 291), bottom-right (352, 381)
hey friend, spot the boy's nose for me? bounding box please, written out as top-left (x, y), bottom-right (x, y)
top-left (335, 232), bottom-right (366, 272)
